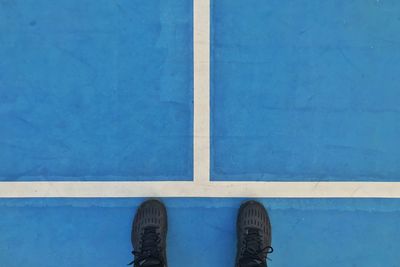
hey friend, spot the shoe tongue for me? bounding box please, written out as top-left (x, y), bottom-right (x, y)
top-left (239, 258), bottom-right (264, 267)
top-left (138, 257), bottom-right (162, 267)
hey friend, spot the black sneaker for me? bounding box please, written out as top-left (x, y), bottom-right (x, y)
top-left (129, 200), bottom-right (168, 267)
top-left (235, 200), bottom-right (273, 267)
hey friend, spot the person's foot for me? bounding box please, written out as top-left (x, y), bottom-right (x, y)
top-left (235, 200), bottom-right (273, 267)
top-left (130, 199), bottom-right (168, 267)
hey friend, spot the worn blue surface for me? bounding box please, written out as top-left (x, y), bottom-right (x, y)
top-left (211, 0), bottom-right (400, 181)
top-left (1, 198), bottom-right (400, 267)
top-left (0, 0), bottom-right (193, 181)
top-left (1, 1), bottom-right (399, 267)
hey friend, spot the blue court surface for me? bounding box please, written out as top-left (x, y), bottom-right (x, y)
top-left (1, 198), bottom-right (400, 267)
top-left (1, 1), bottom-right (400, 267)
top-left (0, 0), bottom-right (193, 181)
top-left (211, 0), bottom-right (400, 181)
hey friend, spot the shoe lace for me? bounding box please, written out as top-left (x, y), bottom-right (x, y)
top-left (128, 227), bottom-right (164, 267)
top-left (240, 228), bottom-right (273, 267)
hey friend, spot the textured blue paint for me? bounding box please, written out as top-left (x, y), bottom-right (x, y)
top-left (211, 0), bottom-right (400, 181)
top-left (1, 2), bottom-right (399, 266)
top-left (1, 198), bottom-right (400, 267)
top-left (0, 0), bottom-right (193, 181)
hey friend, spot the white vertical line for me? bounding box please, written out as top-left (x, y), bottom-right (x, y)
top-left (193, 0), bottom-right (210, 184)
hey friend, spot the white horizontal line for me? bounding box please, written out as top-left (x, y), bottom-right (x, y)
top-left (1, 181), bottom-right (400, 198)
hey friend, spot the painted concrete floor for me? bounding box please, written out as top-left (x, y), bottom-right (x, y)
top-left (1, 198), bottom-right (400, 267)
top-left (1, 1), bottom-right (400, 266)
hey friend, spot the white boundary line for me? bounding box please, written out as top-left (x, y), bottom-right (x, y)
top-left (193, 0), bottom-right (210, 185)
top-left (1, 0), bottom-right (400, 198)
top-left (1, 182), bottom-right (400, 198)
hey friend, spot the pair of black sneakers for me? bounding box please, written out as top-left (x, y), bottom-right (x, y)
top-left (129, 200), bottom-right (273, 267)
